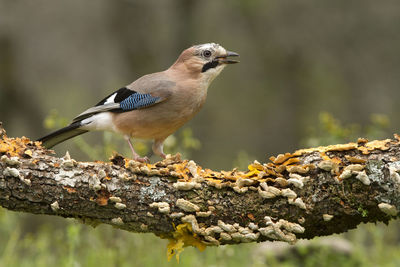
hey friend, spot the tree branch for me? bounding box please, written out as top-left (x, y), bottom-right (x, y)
top-left (0, 122), bottom-right (399, 257)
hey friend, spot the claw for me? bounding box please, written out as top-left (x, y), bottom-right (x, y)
top-left (134, 156), bottom-right (150, 163)
top-left (125, 135), bottom-right (149, 163)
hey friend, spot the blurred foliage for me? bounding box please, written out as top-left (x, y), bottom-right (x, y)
top-left (2, 208), bottom-right (398, 267)
top-left (233, 150), bottom-right (256, 170)
top-left (302, 112), bottom-right (390, 148)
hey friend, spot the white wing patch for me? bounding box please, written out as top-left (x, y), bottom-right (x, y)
top-left (80, 112), bottom-right (118, 132)
top-left (103, 93), bottom-right (117, 104)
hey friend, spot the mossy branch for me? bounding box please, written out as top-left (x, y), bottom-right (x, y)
top-left (0, 122), bottom-right (399, 258)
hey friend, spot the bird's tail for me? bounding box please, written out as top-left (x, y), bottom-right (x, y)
top-left (38, 121), bottom-right (88, 149)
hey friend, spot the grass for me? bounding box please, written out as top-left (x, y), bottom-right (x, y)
top-left (1, 210), bottom-right (400, 267)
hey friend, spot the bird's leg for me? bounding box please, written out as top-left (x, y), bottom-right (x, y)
top-left (124, 135), bottom-right (149, 163)
top-left (152, 138), bottom-right (166, 159)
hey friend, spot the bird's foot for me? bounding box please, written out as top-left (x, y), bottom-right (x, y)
top-left (133, 156), bottom-right (150, 163)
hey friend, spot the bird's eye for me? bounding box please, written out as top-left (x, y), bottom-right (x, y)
top-left (203, 50), bottom-right (212, 58)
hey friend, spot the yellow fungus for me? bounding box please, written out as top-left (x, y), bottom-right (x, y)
top-left (282, 157), bottom-right (300, 166)
top-left (0, 136), bottom-right (32, 157)
top-left (358, 139), bottom-right (391, 154)
top-left (164, 223), bottom-right (206, 262)
top-left (345, 155), bottom-right (367, 164)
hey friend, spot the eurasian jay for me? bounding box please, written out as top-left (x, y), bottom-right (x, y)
top-left (38, 43), bottom-right (239, 162)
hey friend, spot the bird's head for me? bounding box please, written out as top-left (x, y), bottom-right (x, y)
top-left (171, 43), bottom-right (239, 82)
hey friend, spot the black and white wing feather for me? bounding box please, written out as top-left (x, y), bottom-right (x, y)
top-left (73, 87), bottom-right (165, 122)
top-left (38, 87), bottom-right (168, 148)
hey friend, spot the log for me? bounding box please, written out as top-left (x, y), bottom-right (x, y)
top-left (0, 122), bottom-right (399, 259)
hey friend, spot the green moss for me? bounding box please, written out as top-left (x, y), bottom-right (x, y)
top-left (331, 196), bottom-right (342, 204)
top-left (357, 207), bottom-right (368, 218)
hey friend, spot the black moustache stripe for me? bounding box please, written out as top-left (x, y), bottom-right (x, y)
top-left (202, 60), bottom-right (219, 72)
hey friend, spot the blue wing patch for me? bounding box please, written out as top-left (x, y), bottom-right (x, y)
top-left (119, 93), bottom-right (160, 111)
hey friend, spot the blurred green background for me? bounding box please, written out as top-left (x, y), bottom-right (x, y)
top-left (1, 0), bottom-right (400, 266)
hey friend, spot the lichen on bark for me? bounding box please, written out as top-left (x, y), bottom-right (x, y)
top-left (0, 123), bottom-right (399, 260)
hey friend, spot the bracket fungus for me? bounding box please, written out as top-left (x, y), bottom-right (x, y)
top-left (1, 124), bottom-right (400, 261)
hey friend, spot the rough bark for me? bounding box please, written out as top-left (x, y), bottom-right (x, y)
top-left (0, 122), bottom-right (399, 255)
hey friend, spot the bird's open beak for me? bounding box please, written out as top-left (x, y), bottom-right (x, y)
top-left (216, 51), bottom-right (240, 64)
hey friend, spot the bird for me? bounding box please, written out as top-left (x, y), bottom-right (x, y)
top-left (38, 43), bottom-right (239, 162)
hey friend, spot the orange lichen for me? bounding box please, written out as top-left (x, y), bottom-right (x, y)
top-left (296, 143), bottom-right (358, 155)
top-left (124, 159), bottom-right (130, 169)
top-left (23, 149), bottom-right (33, 158)
top-left (247, 137), bottom-right (395, 186)
top-left (326, 143), bottom-right (359, 151)
top-left (220, 170), bottom-right (240, 181)
top-left (274, 177), bottom-right (289, 187)
top-left (286, 164), bottom-right (314, 174)
top-left (274, 165), bottom-right (286, 173)
top-left (171, 163), bottom-right (190, 180)
top-left (0, 136), bottom-right (33, 157)
top-left (113, 137), bottom-right (397, 188)
top-left (394, 134), bottom-right (400, 142)
top-left (270, 153), bottom-right (296, 164)
top-left (63, 186), bottom-right (76, 193)
top-left (95, 189), bottom-right (110, 206)
top-left (320, 152), bottom-right (331, 161)
top-left (96, 197), bottom-right (109, 206)
top-left (205, 178), bottom-right (223, 184)
top-left (330, 157), bottom-right (342, 165)
top-left (345, 155), bottom-right (367, 164)
top-left (357, 138), bottom-right (369, 144)
top-left (282, 158), bottom-right (300, 166)
top-left (358, 139), bottom-right (391, 155)
top-left (264, 164), bottom-right (279, 175)
top-left (247, 213), bottom-right (255, 220)
top-left (202, 171), bottom-right (220, 181)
